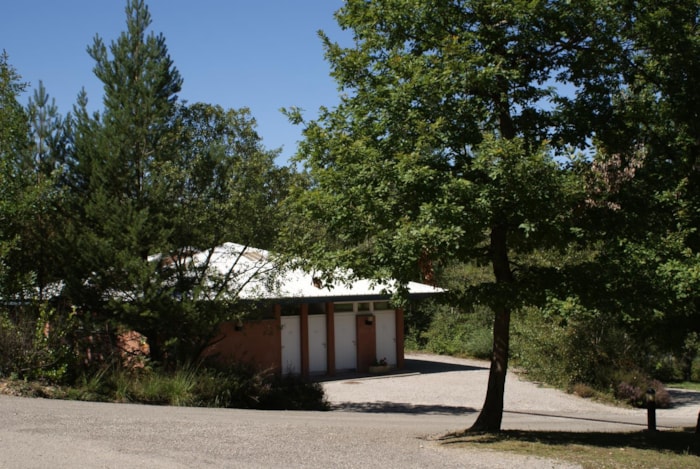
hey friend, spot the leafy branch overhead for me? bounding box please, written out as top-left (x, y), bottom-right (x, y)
top-left (284, 0), bottom-right (700, 431)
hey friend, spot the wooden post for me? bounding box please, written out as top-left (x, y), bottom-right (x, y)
top-left (395, 307), bottom-right (405, 369)
top-left (646, 388), bottom-right (656, 432)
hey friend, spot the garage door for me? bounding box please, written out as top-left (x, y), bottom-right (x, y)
top-left (281, 315), bottom-right (301, 374)
top-left (334, 313), bottom-right (357, 371)
top-left (308, 314), bottom-right (327, 374)
top-left (374, 310), bottom-right (397, 366)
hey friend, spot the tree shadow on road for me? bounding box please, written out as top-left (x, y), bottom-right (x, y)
top-left (438, 428), bottom-right (700, 459)
top-left (403, 357), bottom-right (488, 374)
top-left (331, 401), bottom-right (477, 415)
top-left (666, 388), bottom-right (700, 408)
top-left (315, 356), bottom-right (487, 383)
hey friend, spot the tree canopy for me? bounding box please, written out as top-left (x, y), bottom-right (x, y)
top-left (0, 1), bottom-right (294, 366)
top-left (285, 0), bottom-right (700, 431)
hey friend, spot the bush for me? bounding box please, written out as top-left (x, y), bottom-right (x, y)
top-left (0, 305), bottom-right (80, 383)
top-left (615, 376), bottom-right (671, 409)
top-left (570, 382), bottom-right (596, 399)
top-left (512, 300), bottom-right (648, 391)
top-left (648, 353), bottom-right (684, 383)
top-left (417, 304), bottom-right (493, 359)
top-left (256, 373), bottom-right (328, 410)
top-left (690, 357), bottom-right (700, 382)
top-left (63, 363), bottom-right (329, 410)
top-left (194, 364), bottom-right (328, 410)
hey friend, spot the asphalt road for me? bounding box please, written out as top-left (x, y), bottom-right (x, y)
top-left (1, 396), bottom-right (578, 469)
top-left (1, 354), bottom-right (698, 468)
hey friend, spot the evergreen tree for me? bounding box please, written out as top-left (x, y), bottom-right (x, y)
top-left (62, 1), bottom-right (291, 363)
top-left (0, 50), bottom-right (31, 298)
top-left (27, 81), bottom-right (67, 182)
top-left (65, 0), bottom-right (182, 340)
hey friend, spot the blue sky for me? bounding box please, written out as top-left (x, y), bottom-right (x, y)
top-left (2, 1), bottom-right (350, 164)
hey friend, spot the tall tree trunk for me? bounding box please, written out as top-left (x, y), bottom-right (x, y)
top-left (469, 224), bottom-right (513, 432)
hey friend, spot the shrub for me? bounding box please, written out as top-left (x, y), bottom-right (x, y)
top-left (648, 353), bottom-right (684, 383)
top-left (512, 301), bottom-right (647, 392)
top-left (61, 363), bottom-right (329, 410)
top-left (570, 382), bottom-right (596, 399)
top-left (193, 364), bottom-right (328, 410)
top-left (0, 304), bottom-right (81, 383)
top-left (256, 373), bottom-right (328, 411)
top-left (615, 377), bottom-right (671, 409)
top-left (691, 357), bottom-right (700, 382)
top-left (418, 304), bottom-right (493, 358)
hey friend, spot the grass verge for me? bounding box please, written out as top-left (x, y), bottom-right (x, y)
top-left (0, 365), bottom-right (329, 411)
top-left (439, 429), bottom-right (700, 469)
top-left (668, 382), bottom-right (700, 392)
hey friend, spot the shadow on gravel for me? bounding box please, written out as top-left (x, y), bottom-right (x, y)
top-left (666, 388), bottom-right (700, 408)
top-left (403, 357), bottom-right (488, 374)
top-left (504, 410), bottom-right (655, 429)
top-left (331, 401), bottom-right (477, 415)
top-left (315, 357), bottom-right (487, 383)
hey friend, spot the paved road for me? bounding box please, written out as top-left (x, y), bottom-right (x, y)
top-left (1, 354), bottom-right (697, 468)
top-left (0, 396), bottom-right (578, 469)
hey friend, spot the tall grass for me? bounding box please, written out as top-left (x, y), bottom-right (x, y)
top-left (61, 364), bottom-right (328, 410)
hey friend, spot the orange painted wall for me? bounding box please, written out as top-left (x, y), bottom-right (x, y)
top-left (355, 314), bottom-right (377, 373)
top-left (200, 303), bottom-right (408, 375)
top-left (200, 319), bottom-right (281, 372)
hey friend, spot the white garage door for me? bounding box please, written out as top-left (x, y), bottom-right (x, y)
top-left (374, 310), bottom-right (396, 366)
top-left (281, 315), bottom-right (301, 374)
top-left (334, 312), bottom-right (357, 371)
top-left (308, 315), bottom-right (327, 374)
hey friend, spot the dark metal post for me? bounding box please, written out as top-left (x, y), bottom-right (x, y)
top-left (646, 388), bottom-right (656, 432)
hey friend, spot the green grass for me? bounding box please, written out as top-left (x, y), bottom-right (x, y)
top-left (668, 382), bottom-right (700, 391)
top-left (440, 429), bottom-right (700, 469)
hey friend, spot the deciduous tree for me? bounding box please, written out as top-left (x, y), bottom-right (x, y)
top-left (284, 0), bottom-right (616, 431)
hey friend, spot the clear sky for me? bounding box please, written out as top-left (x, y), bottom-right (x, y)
top-left (2, 1), bottom-right (351, 164)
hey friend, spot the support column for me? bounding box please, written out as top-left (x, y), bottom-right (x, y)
top-left (300, 303), bottom-right (309, 378)
top-left (395, 307), bottom-right (405, 369)
top-left (274, 304), bottom-right (282, 375)
top-left (326, 302), bottom-right (335, 376)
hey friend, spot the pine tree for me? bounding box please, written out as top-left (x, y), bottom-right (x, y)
top-left (66, 0), bottom-right (182, 332)
top-left (0, 50), bottom-right (31, 298)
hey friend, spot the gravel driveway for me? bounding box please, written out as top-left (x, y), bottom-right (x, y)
top-left (323, 352), bottom-right (700, 431)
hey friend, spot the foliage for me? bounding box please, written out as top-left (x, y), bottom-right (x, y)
top-left (0, 50), bottom-right (28, 159)
top-left (512, 298), bottom-right (656, 389)
top-left (405, 261), bottom-right (495, 358)
top-left (0, 305), bottom-right (79, 383)
top-left (410, 303), bottom-right (493, 359)
top-left (283, 0), bottom-right (620, 431)
top-left (55, 0), bottom-right (292, 366)
top-left (614, 377), bottom-right (671, 409)
top-left (63, 0), bottom-right (184, 346)
top-left (0, 50), bottom-right (37, 300)
top-left (2, 363), bottom-right (329, 411)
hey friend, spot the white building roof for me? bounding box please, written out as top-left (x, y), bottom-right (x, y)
top-left (197, 242), bottom-right (442, 302)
